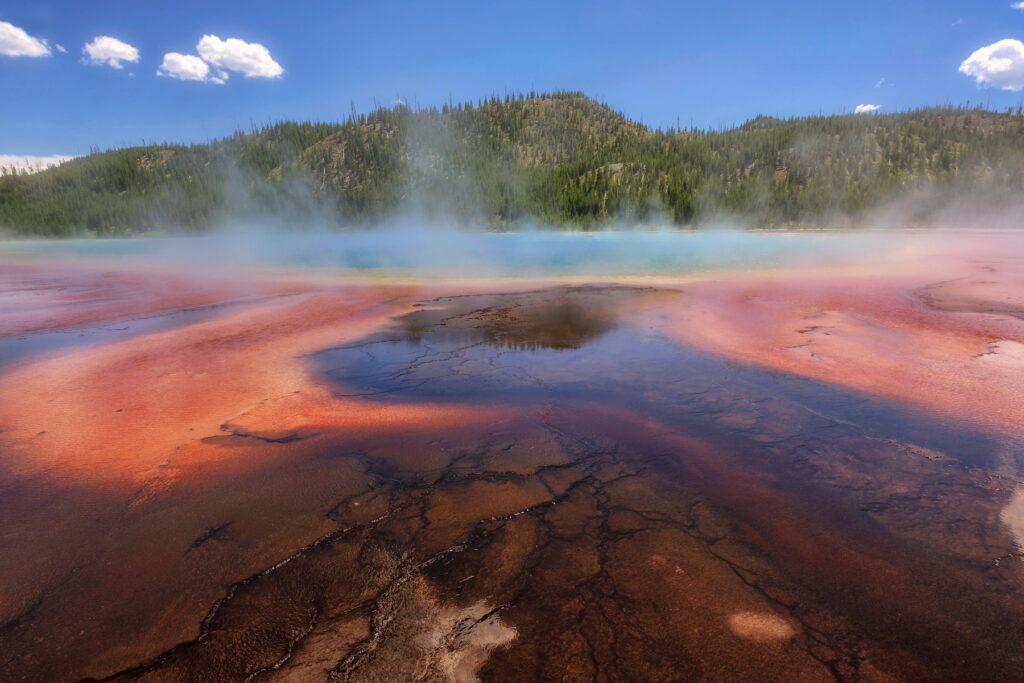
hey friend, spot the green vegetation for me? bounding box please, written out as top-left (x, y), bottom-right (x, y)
top-left (4, 92), bottom-right (1024, 236)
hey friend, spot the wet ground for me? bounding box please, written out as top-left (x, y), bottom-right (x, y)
top-left (1, 240), bottom-right (1023, 682)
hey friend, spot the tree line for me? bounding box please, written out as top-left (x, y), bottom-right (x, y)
top-left (3, 92), bottom-right (1024, 236)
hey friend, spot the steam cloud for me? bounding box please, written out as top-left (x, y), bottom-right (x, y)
top-left (2, 221), bottom-right (1012, 280)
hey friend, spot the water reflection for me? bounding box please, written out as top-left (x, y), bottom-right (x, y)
top-left (314, 285), bottom-right (1001, 471)
top-left (393, 286), bottom-right (643, 350)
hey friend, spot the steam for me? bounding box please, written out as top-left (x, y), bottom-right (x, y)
top-left (7, 115), bottom-right (1024, 280)
top-left (2, 220), bottom-right (1019, 280)
top-left (4, 99), bottom-right (1024, 281)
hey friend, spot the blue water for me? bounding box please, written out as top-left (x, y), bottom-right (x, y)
top-left (0, 229), bottom-right (889, 278)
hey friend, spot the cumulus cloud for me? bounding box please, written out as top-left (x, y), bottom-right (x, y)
top-left (854, 104), bottom-right (881, 114)
top-left (0, 20), bottom-right (50, 57)
top-left (83, 36), bottom-right (140, 69)
top-left (157, 35), bottom-right (282, 85)
top-left (1013, 2), bottom-right (1024, 10)
top-left (0, 154), bottom-right (74, 174)
top-left (959, 39), bottom-right (1024, 91)
top-left (157, 52), bottom-right (222, 83)
top-left (196, 35), bottom-right (283, 79)
top-left (56, 44), bottom-right (66, 54)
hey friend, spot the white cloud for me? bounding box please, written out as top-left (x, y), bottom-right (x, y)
top-left (83, 36), bottom-right (139, 69)
top-left (1012, 3), bottom-right (1024, 10)
top-left (854, 104), bottom-right (881, 114)
top-left (0, 154), bottom-right (74, 174)
top-left (0, 20), bottom-right (50, 57)
top-left (874, 77), bottom-right (886, 89)
top-left (952, 18), bottom-right (964, 27)
top-left (56, 44), bottom-right (66, 54)
top-left (196, 35), bottom-right (283, 79)
top-left (157, 52), bottom-right (222, 83)
top-left (959, 39), bottom-right (1024, 91)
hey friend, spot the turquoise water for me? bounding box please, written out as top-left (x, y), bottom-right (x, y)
top-left (0, 228), bottom-right (896, 277)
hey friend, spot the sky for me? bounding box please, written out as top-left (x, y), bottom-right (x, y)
top-left (3, 0), bottom-right (1024, 163)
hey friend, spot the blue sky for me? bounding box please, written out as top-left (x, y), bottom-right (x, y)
top-left (3, 1), bottom-right (1024, 158)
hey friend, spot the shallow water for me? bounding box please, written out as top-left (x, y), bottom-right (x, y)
top-left (269, 286), bottom-right (1024, 680)
top-left (2, 260), bottom-right (1024, 682)
top-left (0, 296), bottom-right (295, 371)
top-left (316, 286), bottom-right (1002, 466)
top-left (0, 229), bottom-right (902, 277)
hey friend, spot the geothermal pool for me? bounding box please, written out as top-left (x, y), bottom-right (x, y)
top-left (1, 231), bottom-right (1023, 681)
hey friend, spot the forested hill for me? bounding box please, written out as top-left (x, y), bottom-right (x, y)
top-left (4, 91), bottom-right (1024, 236)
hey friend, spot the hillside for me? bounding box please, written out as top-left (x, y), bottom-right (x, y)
top-left (3, 92), bottom-right (1024, 235)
